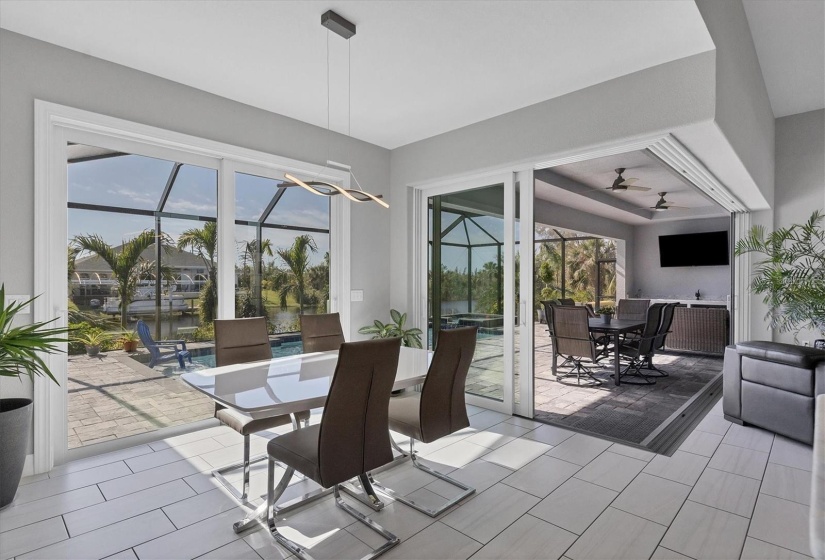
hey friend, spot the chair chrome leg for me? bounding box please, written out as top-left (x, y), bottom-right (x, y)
top-left (212, 435), bottom-right (267, 503)
top-left (333, 484), bottom-right (399, 559)
top-left (371, 438), bottom-right (475, 518)
top-left (340, 473), bottom-right (386, 511)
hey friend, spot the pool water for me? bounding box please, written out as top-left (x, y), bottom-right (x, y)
top-left (190, 341), bottom-right (305, 369)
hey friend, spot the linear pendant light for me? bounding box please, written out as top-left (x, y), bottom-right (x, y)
top-left (280, 10), bottom-right (388, 209)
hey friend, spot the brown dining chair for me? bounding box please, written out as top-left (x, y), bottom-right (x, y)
top-left (300, 312), bottom-right (345, 353)
top-left (616, 299), bottom-right (651, 322)
top-left (211, 317), bottom-right (309, 503)
top-left (642, 302), bottom-right (677, 377)
top-left (370, 327), bottom-right (478, 517)
top-left (258, 338), bottom-right (402, 560)
top-left (552, 306), bottom-right (602, 386)
top-left (617, 303), bottom-right (665, 385)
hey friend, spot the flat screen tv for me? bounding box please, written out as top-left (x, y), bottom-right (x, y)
top-left (659, 231), bottom-right (729, 267)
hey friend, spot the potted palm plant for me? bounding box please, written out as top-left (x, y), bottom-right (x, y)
top-left (0, 285), bottom-right (69, 508)
top-left (735, 210), bottom-right (825, 341)
top-left (120, 330), bottom-right (140, 352)
top-left (72, 330), bottom-right (110, 357)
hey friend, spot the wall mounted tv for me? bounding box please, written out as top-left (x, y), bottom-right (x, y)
top-left (659, 231), bottom-right (729, 267)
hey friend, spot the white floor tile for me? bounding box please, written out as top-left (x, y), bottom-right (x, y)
top-left (642, 450), bottom-right (709, 486)
top-left (608, 443), bottom-right (656, 462)
top-left (426, 459), bottom-right (513, 499)
top-left (0, 517), bottom-right (68, 560)
top-left (545, 433), bottom-right (612, 466)
top-left (611, 473), bottom-right (691, 525)
top-left (14, 461), bottom-right (131, 505)
top-left (441, 483), bottom-right (539, 544)
top-left (196, 539), bottom-right (263, 560)
top-left (148, 425), bottom-right (233, 451)
top-left (529, 478), bottom-right (618, 535)
top-left (678, 430), bottom-right (724, 457)
top-left (64, 479), bottom-right (196, 536)
top-left (504, 416), bottom-right (543, 429)
top-left (242, 528), bottom-right (292, 560)
top-left (284, 524), bottom-right (372, 560)
top-left (741, 537), bottom-right (813, 560)
top-left (574, 451), bottom-right (647, 492)
top-left (650, 546), bottom-right (693, 560)
top-left (760, 463), bottom-right (812, 506)
top-left (133, 507), bottom-right (245, 560)
top-left (660, 500), bottom-right (749, 560)
top-left (125, 437), bottom-right (224, 472)
top-left (20, 510), bottom-right (175, 560)
top-left (419, 440), bottom-right (489, 469)
top-left (473, 514), bottom-right (577, 560)
top-left (748, 494), bottom-right (813, 557)
top-left (707, 444), bottom-right (770, 480)
top-left (345, 498), bottom-right (436, 549)
top-left (688, 468), bottom-right (761, 517)
top-left (565, 507), bottom-right (666, 560)
top-left (523, 424), bottom-right (576, 447)
top-left (381, 521), bottom-right (481, 560)
top-left (481, 438), bottom-right (552, 470)
top-left (17, 473), bottom-right (49, 486)
top-left (464, 422), bottom-right (531, 450)
top-left (99, 456), bottom-right (211, 500)
top-left (50, 445), bottom-right (154, 478)
top-left (372, 461), bottom-right (440, 498)
top-left (0, 485), bottom-right (104, 533)
top-left (501, 455), bottom-right (580, 498)
top-left (769, 436), bottom-right (814, 472)
top-left (468, 410), bottom-right (512, 431)
top-left (694, 414), bottom-right (733, 437)
top-left (101, 548), bottom-right (139, 560)
top-left (162, 487), bottom-right (240, 529)
top-left (722, 423), bottom-right (775, 453)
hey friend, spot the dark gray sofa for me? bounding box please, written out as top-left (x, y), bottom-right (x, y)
top-left (723, 341), bottom-right (825, 445)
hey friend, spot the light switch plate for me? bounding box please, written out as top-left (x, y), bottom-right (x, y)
top-left (351, 290), bottom-right (364, 302)
top-left (8, 295), bottom-right (32, 314)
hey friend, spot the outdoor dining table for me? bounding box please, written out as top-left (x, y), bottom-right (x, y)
top-left (181, 346), bottom-right (432, 533)
top-left (551, 318), bottom-right (646, 386)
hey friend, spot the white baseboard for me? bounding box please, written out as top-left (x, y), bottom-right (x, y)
top-left (22, 454), bottom-right (34, 478)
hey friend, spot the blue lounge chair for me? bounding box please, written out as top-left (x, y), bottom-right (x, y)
top-left (136, 320), bottom-right (192, 368)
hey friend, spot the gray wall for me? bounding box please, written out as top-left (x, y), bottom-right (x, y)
top-left (390, 51), bottom-right (718, 313)
top-left (771, 109), bottom-right (825, 344)
top-left (0, 30), bottom-right (392, 399)
top-left (630, 217), bottom-right (731, 302)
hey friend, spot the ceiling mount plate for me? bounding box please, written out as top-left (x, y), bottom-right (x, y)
top-left (321, 10), bottom-right (356, 40)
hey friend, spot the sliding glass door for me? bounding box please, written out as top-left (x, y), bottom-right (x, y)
top-left (424, 175), bottom-right (515, 413)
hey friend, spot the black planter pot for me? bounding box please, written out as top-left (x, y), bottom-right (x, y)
top-left (0, 398), bottom-right (33, 508)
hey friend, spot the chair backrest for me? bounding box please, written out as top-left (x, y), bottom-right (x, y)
top-left (551, 306), bottom-right (595, 360)
top-left (300, 313), bottom-right (345, 353)
top-left (584, 303), bottom-right (598, 318)
top-left (318, 337), bottom-right (401, 487)
top-left (213, 317), bottom-right (271, 367)
top-left (540, 301), bottom-right (556, 335)
top-left (559, 298), bottom-right (577, 307)
top-left (637, 303), bottom-right (665, 355)
top-left (419, 327), bottom-right (477, 443)
top-left (616, 299), bottom-right (651, 321)
top-left (136, 320), bottom-right (159, 359)
top-left (654, 303), bottom-right (677, 350)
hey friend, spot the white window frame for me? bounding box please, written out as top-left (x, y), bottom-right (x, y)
top-left (34, 100), bottom-right (350, 472)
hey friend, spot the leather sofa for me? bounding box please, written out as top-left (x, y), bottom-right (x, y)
top-left (723, 341), bottom-right (825, 445)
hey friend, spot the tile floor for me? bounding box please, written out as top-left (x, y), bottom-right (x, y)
top-left (1, 399), bottom-right (815, 560)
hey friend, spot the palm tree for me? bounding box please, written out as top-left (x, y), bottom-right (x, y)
top-left (177, 222), bottom-right (218, 323)
top-left (244, 238), bottom-right (273, 314)
top-left (73, 230), bottom-right (158, 328)
top-left (275, 235), bottom-right (318, 313)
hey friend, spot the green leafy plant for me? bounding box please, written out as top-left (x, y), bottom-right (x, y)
top-left (596, 306), bottom-right (614, 315)
top-left (358, 309), bottom-right (424, 348)
top-left (72, 330), bottom-right (112, 348)
top-left (0, 285), bottom-right (70, 384)
top-left (119, 330), bottom-right (140, 343)
top-left (735, 210), bottom-right (825, 338)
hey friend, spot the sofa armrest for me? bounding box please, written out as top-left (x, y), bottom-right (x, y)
top-left (723, 345), bottom-right (743, 420)
top-left (737, 340), bottom-right (825, 369)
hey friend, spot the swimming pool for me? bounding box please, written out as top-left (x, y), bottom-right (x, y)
top-left (190, 341), bottom-right (305, 369)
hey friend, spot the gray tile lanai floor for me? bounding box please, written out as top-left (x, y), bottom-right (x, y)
top-left (1, 398), bottom-right (815, 560)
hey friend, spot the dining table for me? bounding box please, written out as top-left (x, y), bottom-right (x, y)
top-left (181, 345), bottom-right (432, 533)
top-left (551, 318), bottom-right (645, 386)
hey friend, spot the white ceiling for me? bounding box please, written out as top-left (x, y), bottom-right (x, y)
top-left (0, 0), bottom-right (714, 149)
top-left (536, 150), bottom-right (729, 225)
top-left (743, 0), bottom-right (825, 118)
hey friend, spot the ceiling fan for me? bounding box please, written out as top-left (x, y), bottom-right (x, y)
top-left (650, 192), bottom-right (690, 211)
top-left (606, 168), bottom-right (651, 192)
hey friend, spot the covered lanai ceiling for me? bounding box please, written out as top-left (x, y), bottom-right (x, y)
top-left (0, 1), bottom-right (714, 149)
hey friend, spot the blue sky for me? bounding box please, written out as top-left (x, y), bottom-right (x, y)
top-left (68, 148), bottom-right (330, 267)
